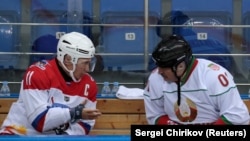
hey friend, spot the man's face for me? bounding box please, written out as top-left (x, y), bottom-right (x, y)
top-left (63, 54), bottom-right (92, 80)
top-left (158, 67), bottom-right (178, 82)
top-left (157, 61), bottom-right (186, 82)
top-left (74, 58), bottom-right (92, 79)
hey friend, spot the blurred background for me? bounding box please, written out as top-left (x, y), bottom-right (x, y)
top-left (0, 0), bottom-right (250, 95)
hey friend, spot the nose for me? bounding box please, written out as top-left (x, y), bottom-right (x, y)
top-left (85, 64), bottom-right (90, 72)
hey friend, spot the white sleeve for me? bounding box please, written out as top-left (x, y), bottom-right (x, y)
top-left (21, 87), bottom-right (72, 132)
top-left (143, 70), bottom-right (166, 124)
top-left (217, 87), bottom-right (250, 124)
top-left (206, 69), bottom-right (250, 124)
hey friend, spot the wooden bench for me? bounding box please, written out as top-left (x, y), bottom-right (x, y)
top-left (90, 98), bottom-right (147, 135)
top-left (0, 98), bottom-right (250, 135)
top-left (0, 98), bottom-right (147, 135)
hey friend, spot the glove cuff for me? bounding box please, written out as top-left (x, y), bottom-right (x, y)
top-left (69, 104), bottom-right (85, 123)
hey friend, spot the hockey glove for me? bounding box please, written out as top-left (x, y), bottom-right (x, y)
top-left (69, 104), bottom-right (85, 123)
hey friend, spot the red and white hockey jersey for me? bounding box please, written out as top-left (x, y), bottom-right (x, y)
top-left (0, 59), bottom-right (98, 135)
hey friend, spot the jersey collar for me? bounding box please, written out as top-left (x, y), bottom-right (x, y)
top-left (180, 56), bottom-right (198, 85)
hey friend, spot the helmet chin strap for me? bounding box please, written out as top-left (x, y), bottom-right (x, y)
top-left (69, 70), bottom-right (81, 83)
top-left (173, 68), bottom-right (181, 106)
top-left (61, 61), bottom-right (81, 83)
top-left (172, 65), bottom-right (182, 107)
top-left (176, 77), bottom-right (181, 106)
top-left (173, 61), bottom-right (188, 106)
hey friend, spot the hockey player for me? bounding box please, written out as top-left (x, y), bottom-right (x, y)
top-left (144, 34), bottom-right (250, 125)
top-left (0, 32), bottom-right (102, 135)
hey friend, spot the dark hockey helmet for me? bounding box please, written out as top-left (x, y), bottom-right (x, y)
top-left (152, 34), bottom-right (192, 70)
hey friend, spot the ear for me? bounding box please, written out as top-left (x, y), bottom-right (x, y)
top-left (176, 61), bottom-right (186, 76)
top-left (64, 60), bottom-right (71, 65)
top-left (176, 62), bottom-right (185, 72)
top-left (63, 54), bottom-right (72, 65)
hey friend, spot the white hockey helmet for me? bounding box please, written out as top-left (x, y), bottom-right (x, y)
top-left (57, 32), bottom-right (95, 64)
top-left (57, 32), bottom-right (96, 82)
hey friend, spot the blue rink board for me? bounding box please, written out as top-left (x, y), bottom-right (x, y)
top-left (1, 93), bottom-right (250, 99)
top-left (0, 135), bottom-right (130, 141)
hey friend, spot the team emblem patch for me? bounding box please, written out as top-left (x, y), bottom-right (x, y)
top-left (64, 96), bottom-right (70, 102)
top-left (208, 63), bottom-right (220, 71)
top-left (35, 60), bottom-right (48, 70)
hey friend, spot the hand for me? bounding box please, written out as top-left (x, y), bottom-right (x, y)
top-left (167, 120), bottom-right (179, 125)
top-left (69, 100), bottom-right (102, 122)
top-left (81, 108), bottom-right (102, 120)
top-left (157, 115), bottom-right (179, 125)
top-left (80, 99), bottom-right (102, 119)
